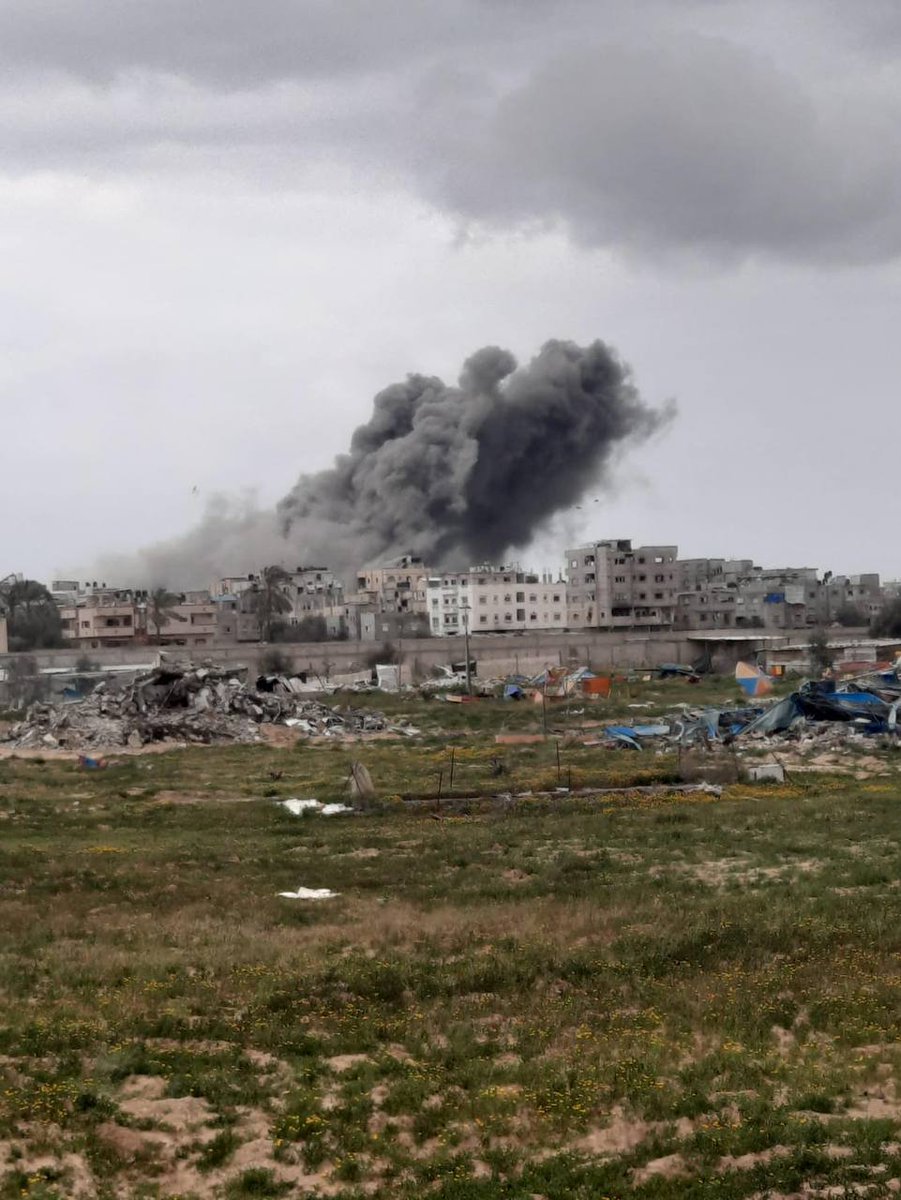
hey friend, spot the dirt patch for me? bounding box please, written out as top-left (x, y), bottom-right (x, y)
top-left (772, 1025), bottom-right (796, 1056)
top-left (95, 1122), bottom-right (162, 1162)
top-left (576, 1108), bottom-right (651, 1156)
top-left (152, 790), bottom-right (257, 806)
top-left (632, 1153), bottom-right (691, 1183)
top-left (718, 1146), bottom-right (791, 1172)
top-left (117, 1074), bottom-right (166, 1101)
top-left (118, 1084), bottom-right (214, 1132)
top-left (503, 868), bottom-right (531, 884)
top-left (326, 1053), bottom-right (371, 1073)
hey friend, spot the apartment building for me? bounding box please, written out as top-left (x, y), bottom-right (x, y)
top-left (57, 586), bottom-right (219, 649)
top-left (566, 540), bottom-right (679, 630)
top-left (59, 588), bottom-right (138, 648)
top-left (356, 555), bottom-right (432, 617)
top-left (823, 574), bottom-right (883, 624)
top-left (428, 565), bottom-right (566, 637)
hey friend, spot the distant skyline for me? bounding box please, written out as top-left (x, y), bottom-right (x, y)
top-left (1, 0), bottom-right (899, 581)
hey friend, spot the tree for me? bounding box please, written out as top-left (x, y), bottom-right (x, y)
top-left (871, 599), bottom-right (901, 638)
top-left (835, 602), bottom-right (866, 627)
top-left (245, 566), bottom-right (292, 642)
top-left (0, 579), bottom-right (64, 651)
top-left (147, 588), bottom-right (186, 645)
top-left (808, 627), bottom-right (835, 675)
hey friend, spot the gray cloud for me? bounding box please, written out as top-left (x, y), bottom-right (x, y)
top-left (419, 36), bottom-right (901, 264)
top-left (0, 2), bottom-right (897, 264)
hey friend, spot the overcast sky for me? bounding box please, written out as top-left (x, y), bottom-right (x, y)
top-left (2, 0), bottom-right (900, 584)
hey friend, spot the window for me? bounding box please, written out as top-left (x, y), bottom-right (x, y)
top-left (553, 594), bottom-right (560, 602)
top-left (638, 574), bottom-right (646, 582)
top-left (584, 555), bottom-right (595, 565)
top-left (529, 593), bottom-right (537, 602)
top-left (585, 573), bottom-right (595, 583)
top-left (516, 591), bottom-right (525, 602)
top-left (516, 609), bottom-right (525, 621)
top-left (504, 593), bottom-right (512, 602)
top-left (571, 559), bottom-right (578, 569)
top-left (615, 575), bottom-right (626, 583)
top-left (479, 615), bottom-right (487, 624)
top-left (479, 595), bottom-right (487, 605)
top-left (553, 613), bottom-right (561, 621)
top-left (654, 592), bottom-right (663, 600)
top-left (504, 613), bottom-right (512, 622)
top-left (530, 613), bottom-right (537, 621)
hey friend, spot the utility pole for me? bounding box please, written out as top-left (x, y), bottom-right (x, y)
top-left (462, 603), bottom-right (472, 695)
top-left (397, 615), bottom-right (404, 689)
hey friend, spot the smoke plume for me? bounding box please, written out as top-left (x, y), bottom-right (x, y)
top-left (109, 338), bottom-right (672, 587)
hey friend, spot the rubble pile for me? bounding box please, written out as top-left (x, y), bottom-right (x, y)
top-left (593, 668), bottom-right (901, 758)
top-left (2, 662), bottom-right (412, 750)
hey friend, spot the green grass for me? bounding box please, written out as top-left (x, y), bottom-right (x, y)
top-left (0, 683), bottom-right (900, 1197)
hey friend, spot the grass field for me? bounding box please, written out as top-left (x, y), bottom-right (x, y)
top-left (2, 682), bottom-right (901, 1198)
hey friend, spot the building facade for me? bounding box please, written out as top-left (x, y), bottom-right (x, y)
top-left (566, 540), bottom-right (679, 630)
top-left (428, 566), bottom-right (566, 637)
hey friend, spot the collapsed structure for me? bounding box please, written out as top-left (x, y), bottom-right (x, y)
top-left (2, 662), bottom-right (413, 750)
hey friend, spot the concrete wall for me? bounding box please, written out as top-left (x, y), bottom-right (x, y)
top-left (0, 627), bottom-right (806, 682)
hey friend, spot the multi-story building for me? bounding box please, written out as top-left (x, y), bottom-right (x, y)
top-left (566, 540), bottom-right (679, 630)
top-left (822, 574), bottom-right (883, 625)
top-left (59, 590), bottom-right (138, 648)
top-left (356, 555), bottom-right (432, 617)
top-left (732, 568), bottom-right (820, 630)
top-left (57, 586), bottom-right (220, 649)
top-left (428, 565), bottom-right (566, 637)
top-left (145, 591), bottom-right (219, 646)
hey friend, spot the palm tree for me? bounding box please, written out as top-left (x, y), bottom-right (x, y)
top-left (147, 588), bottom-right (186, 645)
top-left (246, 566), bottom-right (292, 642)
top-left (0, 577), bottom-right (64, 649)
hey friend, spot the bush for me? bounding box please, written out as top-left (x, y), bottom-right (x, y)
top-left (871, 599), bottom-right (901, 638)
top-left (808, 627), bottom-right (834, 674)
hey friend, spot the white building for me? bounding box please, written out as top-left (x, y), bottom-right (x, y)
top-left (428, 565), bottom-right (566, 637)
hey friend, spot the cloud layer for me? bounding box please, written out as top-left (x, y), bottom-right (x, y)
top-left (1, 0), bottom-right (899, 263)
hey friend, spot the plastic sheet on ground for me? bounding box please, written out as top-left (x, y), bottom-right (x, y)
top-left (277, 887), bottom-right (340, 900)
top-left (279, 798), bottom-right (353, 816)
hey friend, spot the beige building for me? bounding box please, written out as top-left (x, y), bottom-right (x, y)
top-left (147, 592), bottom-right (219, 647)
top-left (356, 555), bottom-right (432, 617)
top-left (567, 540), bottom-right (679, 629)
top-left (59, 592), bottom-right (138, 648)
top-left (58, 587), bottom-right (220, 649)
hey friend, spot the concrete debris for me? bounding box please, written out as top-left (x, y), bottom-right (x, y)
top-left (1, 662), bottom-right (419, 750)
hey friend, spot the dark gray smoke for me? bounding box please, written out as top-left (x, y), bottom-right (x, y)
top-left (277, 338), bottom-right (671, 571)
top-left (101, 338), bottom-right (672, 588)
